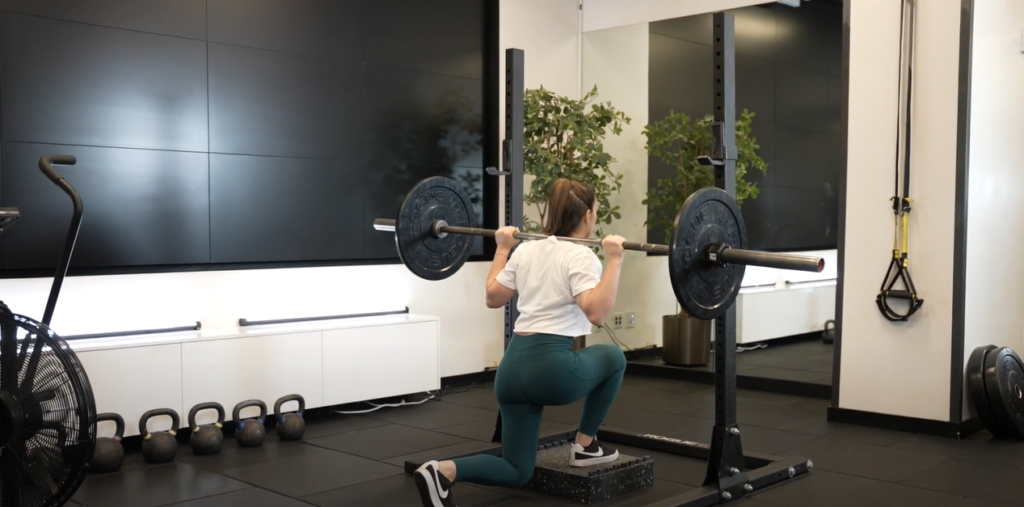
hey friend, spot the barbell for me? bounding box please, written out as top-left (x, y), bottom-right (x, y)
top-left (374, 176), bottom-right (824, 320)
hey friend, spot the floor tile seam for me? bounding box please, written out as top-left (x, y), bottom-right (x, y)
top-left (153, 486), bottom-right (319, 507)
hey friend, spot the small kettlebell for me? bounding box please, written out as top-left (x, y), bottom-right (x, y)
top-left (140, 408), bottom-right (180, 463)
top-left (90, 412), bottom-right (125, 473)
top-left (274, 394), bottom-right (306, 441)
top-left (233, 400), bottom-right (267, 448)
top-left (188, 402), bottom-right (226, 456)
top-left (823, 319), bottom-right (836, 344)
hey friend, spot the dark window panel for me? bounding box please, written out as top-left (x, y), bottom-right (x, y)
top-left (732, 6), bottom-right (778, 61)
top-left (365, 66), bottom-right (484, 178)
top-left (649, 34), bottom-right (712, 113)
top-left (775, 126), bottom-right (835, 188)
top-left (364, 0), bottom-right (483, 80)
top-left (736, 53), bottom-right (776, 125)
top-left (827, 75), bottom-right (842, 135)
top-left (363, 164), bottom-right (484, 259)
top-left (0, 13), bottom-right (209, 152)
top-left (3, 142), bottom-right (210, 269)
top-left (776, 66), bottom-right (829, 132)
top-left (0, 0), bottom-right (206, 40)
top-left (774, 6), bottom-right (841, 77)
top-left (209, 154), bottom-right (363, 263)
top-left (743, 184), bottom-right (837, 251)
top-left (208, 43), bottom-right (363, 160)
top-left (208, 0), bottom-right (362, 62)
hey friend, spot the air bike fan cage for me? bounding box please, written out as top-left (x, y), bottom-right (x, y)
top-left (0, 155), bottom-right (97, 507)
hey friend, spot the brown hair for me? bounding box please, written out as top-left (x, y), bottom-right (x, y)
top-left (544, 179), bottom-right (597, 237)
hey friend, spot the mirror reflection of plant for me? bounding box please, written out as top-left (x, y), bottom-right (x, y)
top-left (371, 88), bottom-right (485, 221)
top-left (643, 109), bottom-right (767, 244)
top-left (523, 85), bottom-right (630, 240)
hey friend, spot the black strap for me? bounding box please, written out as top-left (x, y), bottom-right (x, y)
top-left (877, 0), bottom-right (923, 322)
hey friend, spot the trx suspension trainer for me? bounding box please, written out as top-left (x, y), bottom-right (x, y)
top-left (877, 0), bottom-right (924, 321)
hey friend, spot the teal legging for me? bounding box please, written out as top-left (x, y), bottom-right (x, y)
top-left (451, 333), bottom-right (626, 488)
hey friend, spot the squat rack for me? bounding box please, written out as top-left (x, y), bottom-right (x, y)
top-left (409, 13), bottom-right (812, 505)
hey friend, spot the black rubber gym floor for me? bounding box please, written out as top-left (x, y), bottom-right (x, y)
top-left (70, 375), bottom-right (1024, 506)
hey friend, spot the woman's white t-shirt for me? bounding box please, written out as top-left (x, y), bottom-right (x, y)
top-left (495, 236), bottom-right (603, 337)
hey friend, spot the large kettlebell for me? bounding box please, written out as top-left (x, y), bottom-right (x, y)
top-left (140, 408), bottom-right (180, 463)
top-left (90, 412), bottom-right (125, 473)
top-left (233, 400), bottom-right (267, 448)
top-left (274, 394), bottom-right (306, 441)
top-left (823, 319), bottom-right (836, 344)
top-left (188, 402), bottom-right (226, 455)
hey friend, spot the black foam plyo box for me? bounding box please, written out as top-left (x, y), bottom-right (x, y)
top-left (524, 440), bottom-right (655, 504)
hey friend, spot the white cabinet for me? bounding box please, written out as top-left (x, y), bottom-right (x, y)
top-left (322, 320), bottom-right (440, 406)
top-left (77, 344), bottom-right (183, 438)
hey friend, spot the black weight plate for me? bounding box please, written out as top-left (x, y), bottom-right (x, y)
top-left (967, 345), bottom-right (1001, 436)
top-left (669, 187), bottom-right (747, 320)
top-left (395, 176), bottom-right (476, 281)
top-left (982, 347), bottom-right (1024, 439)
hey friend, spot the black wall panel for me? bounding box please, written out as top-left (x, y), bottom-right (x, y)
top-left (0, 1), bottom-right (491, 273)
top-left (649, 35), bottom-right (712, 111)
top-left (208, 43), bottom-right (363, 160)
top-left (3, 142), bottom-right (210, 268)
top-left (649, 3), bottom-right (841, 251)
top-left (0, 140), bottom-right (5, 269)
top-left (208, 0), bottom-right (362, 61)
top-left (776, 66), bottom-right (830, 132)
top-left (0, 13), bottom-right (209, 152)
top-left (365, 0), bottom-right (483, 79)
top-left (0, 0), bottom-right (206, 39)
top-left (209, 154), bottom-right (363, 263)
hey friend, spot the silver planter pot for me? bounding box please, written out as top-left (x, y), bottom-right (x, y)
top-left (662, 314), bottom-right (711, 366)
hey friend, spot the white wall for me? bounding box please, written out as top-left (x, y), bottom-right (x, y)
top-left (839, 0), bottom-right (963, 421)
top-left (582, 0), bottom-right (771, 32)
top-left (961, 0), bottom-right (1024, 418)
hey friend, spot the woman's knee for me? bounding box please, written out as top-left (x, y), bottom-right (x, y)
top-left (510, 466), bottom-right (535, 488)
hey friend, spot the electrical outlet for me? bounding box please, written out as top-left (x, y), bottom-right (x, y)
top-left (625, 311), bottom-right (636, 328)
top-left (611, 313), bottom-right (624, 329)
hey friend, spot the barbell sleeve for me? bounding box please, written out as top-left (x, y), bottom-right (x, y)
top-left (717, 248), bottom-right (824, 273)
top-left (373, 219), bottom-right (397, 232)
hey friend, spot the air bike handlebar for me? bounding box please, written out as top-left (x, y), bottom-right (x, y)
top-left (38, 155), bottom-right (82, 327)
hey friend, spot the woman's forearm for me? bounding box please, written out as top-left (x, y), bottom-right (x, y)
top-left (486, 248), bottom-right (512, 288)
top-left (587, 257), bottom-right (623, 322)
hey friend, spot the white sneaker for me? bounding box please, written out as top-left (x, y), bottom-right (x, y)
top-left (414, 461), bottom-right (457, 507)
top-left (569, 439), bottom-right (620, 467)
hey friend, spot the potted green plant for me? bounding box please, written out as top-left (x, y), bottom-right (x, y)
top-left (523, 85), bottom-right (630, 350)
top-left (523, 85), bottom-right (630, 237)
top-left (643, 109), bottom-right (767, 366)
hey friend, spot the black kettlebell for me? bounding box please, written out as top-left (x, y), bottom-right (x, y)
top-left (140, 408), bottom-right (180, 463)
top-left (823, 319), bottom-right (836, 344)
top-left (274, 394), bottom-right (306, 441)
top-left (233, 400), bottom-right (267, 448)
top-left (188, 402), bottom-right (226, 455)
top-left (90, 412), bottom-right (125, 473)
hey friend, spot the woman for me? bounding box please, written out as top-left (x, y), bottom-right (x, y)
top-left (415, 179), bottom-right (628, 507)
